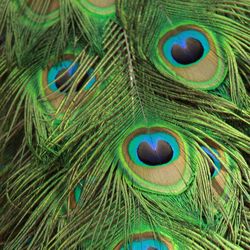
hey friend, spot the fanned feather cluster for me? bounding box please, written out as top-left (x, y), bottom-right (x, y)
top-left (0, 0), bottom-right (249, 249)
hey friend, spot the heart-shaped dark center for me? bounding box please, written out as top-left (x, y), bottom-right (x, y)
top-left (171, 38), bottom-right (204, 65)
top-left (137, 140), bottom-right (173, 166)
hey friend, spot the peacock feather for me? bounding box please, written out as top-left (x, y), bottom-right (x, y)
top-left (0, 0), bottom-right (249, 249)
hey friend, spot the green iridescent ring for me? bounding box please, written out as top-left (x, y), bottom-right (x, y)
top-left (16, 0), bottom-right (60, 28)
top-left (78, 0), bottom-right (116, 16)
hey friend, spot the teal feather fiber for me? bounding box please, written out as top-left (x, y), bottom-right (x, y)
top-left (0, 0), bottom-right (249, 249)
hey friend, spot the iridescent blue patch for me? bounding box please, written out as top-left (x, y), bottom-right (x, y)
top-left (47, 60), bottom-right (96, 92)
top-left (120, 239), bottom-right (168, 250)
top-left (201, 146), bottom-right (222, 177)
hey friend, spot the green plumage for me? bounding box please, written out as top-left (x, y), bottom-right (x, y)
top-left (0, 0), bottom-right (249, 249)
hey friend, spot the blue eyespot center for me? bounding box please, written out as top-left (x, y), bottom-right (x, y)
top-left (129, 132), bottom-right (180, 167)
top-left (120, 239), bottom-right (169, 250)
top-left (201, 146), bottom-right (221, 178)
top-left (47, 60), bottom-right (97, 93)
top-left (163, 30), bottom-right (210, 67)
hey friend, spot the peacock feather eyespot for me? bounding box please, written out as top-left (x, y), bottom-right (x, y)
top-left (41, 53), bottom-right (98, 110)
top-left (79, 0), bottom-right (116, 15)
top-left (47, 60), bottom-right (96, 94)
top-left (156, 24), bottom-right (226, 90)
top-left (114, 232), bottom-right (174, 250)
top-left (120, 126), bottom-right (193, 194)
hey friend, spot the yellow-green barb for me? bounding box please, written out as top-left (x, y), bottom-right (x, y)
top-left (0, 0), bottom-right (249, 249)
